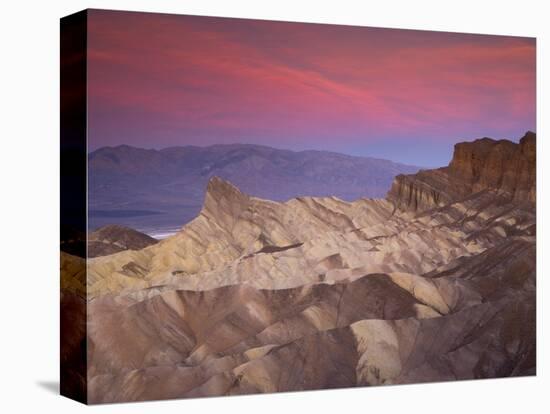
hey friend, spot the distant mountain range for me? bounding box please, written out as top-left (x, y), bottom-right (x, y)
top-left (88, 144), bottom-right (420, 235)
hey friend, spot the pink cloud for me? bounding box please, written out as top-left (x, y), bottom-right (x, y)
top-left (87, 10), bottom-right (535, 151)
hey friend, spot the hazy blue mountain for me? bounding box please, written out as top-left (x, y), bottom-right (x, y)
top-left (88, 143), bottom-right (420, 236)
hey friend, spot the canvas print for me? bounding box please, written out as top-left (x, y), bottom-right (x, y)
top-left (60, 9), bottom-right (536, 404)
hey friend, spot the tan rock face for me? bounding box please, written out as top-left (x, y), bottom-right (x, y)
top-left (83, 133), bottom-right (536, 403)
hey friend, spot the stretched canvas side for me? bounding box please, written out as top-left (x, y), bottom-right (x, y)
top-left (60, 10), bottom-right (88, 404)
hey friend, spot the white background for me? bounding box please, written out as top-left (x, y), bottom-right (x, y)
top-left (0, 0), bottom-right (548, 412)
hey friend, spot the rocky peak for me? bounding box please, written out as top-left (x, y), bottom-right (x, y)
top-left (201, 176), bottom-right (251, 227)
top-left (203, 176), bottom-right (248, 207)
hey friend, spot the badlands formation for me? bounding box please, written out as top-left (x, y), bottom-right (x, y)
top-left (66, 132), bottom-right (535, 403)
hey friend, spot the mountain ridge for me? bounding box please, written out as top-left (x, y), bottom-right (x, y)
top-left (90, 142), bottom-right (423, 166)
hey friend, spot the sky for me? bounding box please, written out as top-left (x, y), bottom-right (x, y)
top-left (87, 9), bottom-right (536, 167)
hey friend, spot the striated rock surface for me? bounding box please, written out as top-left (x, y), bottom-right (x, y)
top-left (388, 131), bottom-right (536, 211)
top-left (85, 133), bottom-right (536, 403)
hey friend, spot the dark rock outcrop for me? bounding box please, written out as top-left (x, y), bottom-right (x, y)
top-left (388, 131), bottom-right (536, 211)
top-left (88, 224), bottom-right (158, 258)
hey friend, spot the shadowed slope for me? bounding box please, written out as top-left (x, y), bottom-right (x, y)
top-left (88, 224), bottom-right (158, 258)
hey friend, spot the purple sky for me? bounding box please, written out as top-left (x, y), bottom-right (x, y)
top-left (87, 9), bottom-right (536, 167)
